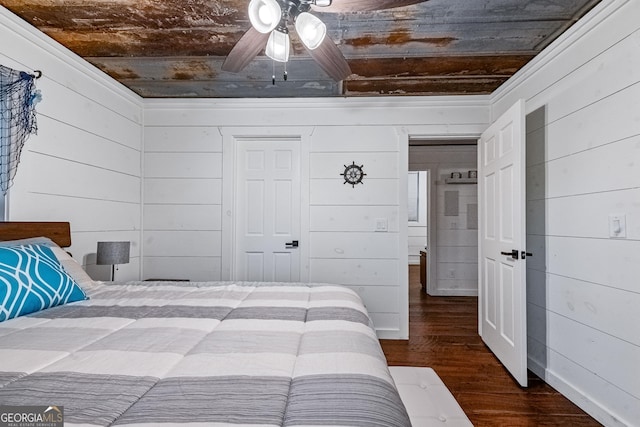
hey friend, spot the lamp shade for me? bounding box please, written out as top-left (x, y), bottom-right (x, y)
top-left (248, 0), bottom-right (281, 34)
top-left (265, 29), bottom-right (290, 62)
top-left (295, 12), bottom-right (326, 50)
top-left (96, 241), bottom-right (130, 265)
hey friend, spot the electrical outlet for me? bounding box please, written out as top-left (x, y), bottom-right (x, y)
top-left (375, 218), bottom-right (388, 232)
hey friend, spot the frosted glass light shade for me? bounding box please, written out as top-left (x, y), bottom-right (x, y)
top-left (295, 12), bottom-right (326, 50)
top-left (265, 30), bottom-right (290, 62)
top-left (248, 0), bottom-right (281, 34)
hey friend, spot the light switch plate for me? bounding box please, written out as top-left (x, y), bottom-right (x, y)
top-left (609, 214), bottom-right (627, 238)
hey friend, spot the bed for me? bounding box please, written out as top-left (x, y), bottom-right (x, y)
top-left (0, 222), bottom-right (411, 427)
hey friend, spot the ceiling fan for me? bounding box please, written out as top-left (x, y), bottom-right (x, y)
top-left (221, 0), bottom-right (426, 82)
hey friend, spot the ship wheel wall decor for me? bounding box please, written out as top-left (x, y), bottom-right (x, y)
top-left (341, 162), bottom-right (366, 187)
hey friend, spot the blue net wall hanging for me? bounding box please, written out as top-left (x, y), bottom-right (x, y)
top-left (0, 65), bottom-right (42, 196)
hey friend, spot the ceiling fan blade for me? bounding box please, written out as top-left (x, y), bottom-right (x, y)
top-left (314, 0), bottom-right (427, 13)
top-left (306, 36), bottom-right (352, 81)
top-left (221, 27), bottom-right (270, 73)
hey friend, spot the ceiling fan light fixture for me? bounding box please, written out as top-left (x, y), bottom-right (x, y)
top-left (295, 12), bottom-right (326, 50)
top-left (313, 0), bottom-right (332, 6)
top-left (265, 29), bottom-right (290, 62)
top-left (248, 0), bottom-right (281, 34)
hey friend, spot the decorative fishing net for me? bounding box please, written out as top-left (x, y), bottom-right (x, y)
top-left (0, 65), bottom-right (42, 196)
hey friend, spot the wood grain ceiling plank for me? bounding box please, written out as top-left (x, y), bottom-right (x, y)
top-left (344, 77), bottom-right (508, 96)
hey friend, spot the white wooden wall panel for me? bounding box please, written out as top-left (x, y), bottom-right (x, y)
top-left (144, 178), bottom-right (222, 204)
top-left (544, 236), bottom-right (639, 294)
top-left (543, 85), bottom-right (640, 162)
top-left (310, 232), bottom-right (399, 259)
top-left (310, 206), bottom-right (399, 232)
top-left (311, 127), bottom-right (399, 152)
top-left (540, 30), bottom-right (640, 125)
top-left (142, 125), bottom-right (223, 280)
top-left (143, 99), bottom-right (488, 128)
top-left (436, 229), bottom-right (477, 246)
top-left (436, 246), bottom-right (477, 263)
top-left (144, 231), bottom-right (222, 257)
top-left (144, 205), bottom-right (222, 231)
top-left (34, 82), bottom-right (140, 148)
top-left (527, 189), bottom-right (640, 240)
top-left (309, 259), bottom-right (399, 286)
top-left (145, 153), bottom-right (223, 178)
top-left (541, 137), bottom-right (639, 199)
top-left (31, 117), bottom-right (141, 175)
top-left (16, 194), bottom-right (139, 233)
top-left (144, 126), bottom-right (223, 152)
top-left (528, 269), bottom-right (639, 347)
top-left (310, 180), bottom-right (399, 205)
top-left (22, 152), bottom-right (140, 203)
top-left (436, 263), bottom-right (477, 281)
top-left (344, 286), bottom-right (399, 313)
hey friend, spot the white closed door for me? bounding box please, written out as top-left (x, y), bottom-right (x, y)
top-left (235, 138), bottom-right (301, 282)
top-left (478, 99), bottom-right (528, 387)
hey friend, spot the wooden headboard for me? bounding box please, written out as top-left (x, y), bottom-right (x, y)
top-left (0, 222), bottom-right (72, 247)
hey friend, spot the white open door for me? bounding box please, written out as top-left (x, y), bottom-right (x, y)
top-left (478, 99), bottom-right (528, 387)
top-left (235, 138), bottom-right (301, 282)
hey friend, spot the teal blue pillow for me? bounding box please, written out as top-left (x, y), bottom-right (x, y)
top-left (0, 244), bottom-right (87, 322)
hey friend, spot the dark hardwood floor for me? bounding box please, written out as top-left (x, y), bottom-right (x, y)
top-left (380, 265), bottom-right (602, 427)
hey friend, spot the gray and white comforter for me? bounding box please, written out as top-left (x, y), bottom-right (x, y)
top-left (0, 281), bottom-right (411, 426)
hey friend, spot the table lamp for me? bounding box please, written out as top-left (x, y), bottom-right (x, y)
top-left (96, 241), bottom-right (130, 281)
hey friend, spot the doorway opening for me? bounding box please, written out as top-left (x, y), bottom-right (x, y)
top-left (408, 138), bottom-right (479, 297)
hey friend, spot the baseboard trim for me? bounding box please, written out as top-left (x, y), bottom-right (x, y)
top-left (427, 289), bottom-right (478, 297)
top-left (376, 329), bottom-right (406, 340)
top-left (528, 357), bottom-right (628, 427)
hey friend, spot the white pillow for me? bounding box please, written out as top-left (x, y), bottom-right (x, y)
top-left (0, 237), bottom-right (57, 247)
top-left (49, 246), bottom-right (96, 288)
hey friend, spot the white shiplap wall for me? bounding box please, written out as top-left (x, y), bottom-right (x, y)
top-left (0, 7), bottom-right (144, 281)
top-left (143, 126), bottom-right (223, 281)
top-left (493, 0), bottom-right (640, 425)
top-left (308, 125), bottom-right (403, 334)
top-left (143, 98), bottom-right (489, 338)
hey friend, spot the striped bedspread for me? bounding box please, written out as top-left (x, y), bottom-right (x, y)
top-left (0, 281), bottom-right (411, 426)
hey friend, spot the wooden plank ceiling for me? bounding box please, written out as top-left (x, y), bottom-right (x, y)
top-left (0, 0), bottom-right (601, 98)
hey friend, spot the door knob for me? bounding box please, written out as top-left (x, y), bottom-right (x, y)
top-left (285, 240), bottom-right (299, 249)
top-left (500, 249), bottom-right (519, 259)
top-left (500, 250), bottom-right (533, 260)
